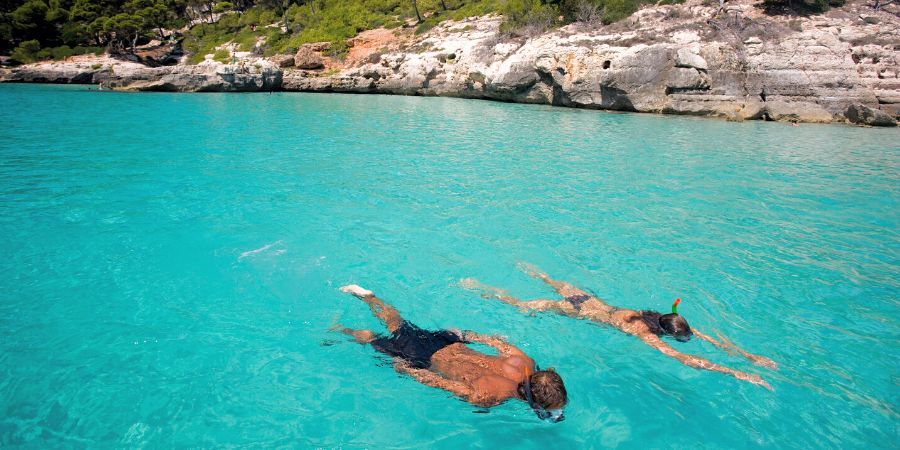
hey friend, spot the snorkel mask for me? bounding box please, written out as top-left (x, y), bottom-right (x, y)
top-left (522, 366), bottom-right (565, 423)
top-left (662, 298), bottom-right (692, 342)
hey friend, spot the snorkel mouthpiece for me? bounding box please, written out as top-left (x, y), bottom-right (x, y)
top-left (672, 298), bottom-right (681, 315)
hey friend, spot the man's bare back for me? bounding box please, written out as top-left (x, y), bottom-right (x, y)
top-left (411, 338), bottom-right (532, 406)
top-left (334, 284), bottom-right (568, 420)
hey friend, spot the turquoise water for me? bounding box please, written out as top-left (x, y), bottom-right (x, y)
top-left (1, 84), bottom-right (898, 448)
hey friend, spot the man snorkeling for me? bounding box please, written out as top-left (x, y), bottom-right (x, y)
top-left (333, 284), bottom-right (568, 421)
top-left (462, 264), bottom-right (777, 390)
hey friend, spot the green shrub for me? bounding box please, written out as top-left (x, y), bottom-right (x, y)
top-left (10, 39), bottom-right (41, 63)
top-left (8, 40), bottom-right (103, 63)
top-left (500, 0), bottom-right (559, 36)
top-left (213, 48), bottom-right (231, 63)
top-left (212, 2), bottom-right (235, 13)
top-left (415, 16), bottom-right (440, 34)
top-left (239, 6), bottom-right (279, 26)
top-left (73, 45), bottom-right (104, 56)
top-left (559, 0), bottom-right (667, 24)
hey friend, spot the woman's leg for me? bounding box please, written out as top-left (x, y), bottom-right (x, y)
top-left (517, 263), bottom-right (591, 298)
top-left (460, 278), bottom-right (571, 314)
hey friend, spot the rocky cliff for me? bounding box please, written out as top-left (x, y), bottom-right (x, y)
top-left (284, 1), bottom-right (899, 126)
top-left (2, 0), bottom-right (898, 126)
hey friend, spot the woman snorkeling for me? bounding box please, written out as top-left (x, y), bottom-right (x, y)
top-left (462, 263), bottom-right (777, 389)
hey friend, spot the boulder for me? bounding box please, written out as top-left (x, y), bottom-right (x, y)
top-left (764, 101), bottom-right (834, 123)
top-left (270, 54), bottom-right (294, 68)
top-left (675, 48), bottom-right (708, 70)
top-left (304, 42), bottom-right (332, 52)
top-left (666, 67), bottom-right (710, 91)
top-left (294, 47), bottom-right (325, 70)
top-left (845, 104), bottom-right (897, 127)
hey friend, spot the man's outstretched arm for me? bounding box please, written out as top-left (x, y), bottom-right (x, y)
top-left (640, 334), bottom-right (773, 390)
top-left (394, 361), bottom-right (494, 407)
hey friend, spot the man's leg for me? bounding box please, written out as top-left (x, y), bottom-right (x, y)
top-left (331, 324), bottom-right (377, 344)
top-left (340, 285), bottom-right (404, 333)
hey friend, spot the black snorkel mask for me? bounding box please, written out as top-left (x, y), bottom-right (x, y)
top-left (522, 366), bottom-right (565, 423)
top-left (665, 298), bottom-right (692, 342)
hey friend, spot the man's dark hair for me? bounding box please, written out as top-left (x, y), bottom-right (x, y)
top-left (531, 368), bottom-right (567, 410)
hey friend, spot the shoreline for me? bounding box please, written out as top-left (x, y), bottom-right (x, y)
top-left (4, 83), bottom-right (893, 131)
top-left (2, 2), bottom-right (898, 127)
top-left (3, 71), bottom-right (896, 128)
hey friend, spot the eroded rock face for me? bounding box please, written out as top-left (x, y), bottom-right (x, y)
top-left (100, 61), bottom-right (282, 92)
top-left (279, 2), bottom-right (899, 126)
top-left (0, 57), bottom-right (281, 92)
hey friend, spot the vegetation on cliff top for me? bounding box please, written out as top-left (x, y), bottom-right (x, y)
top-left (1, 0), bottom-right (853, 64)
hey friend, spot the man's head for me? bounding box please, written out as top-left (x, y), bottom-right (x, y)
top-left (522, 368), bottom-right (567, 422)
top-left (659, 313), bottom-right (692, 342)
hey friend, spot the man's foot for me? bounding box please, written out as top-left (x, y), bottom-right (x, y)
top-left (340, 284), bottom-right (374, 298)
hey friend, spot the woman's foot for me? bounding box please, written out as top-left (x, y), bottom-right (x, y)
top-left (516, 262), bottom-right (548, 281)
top-left (459, 278), bottom-right (506, 299)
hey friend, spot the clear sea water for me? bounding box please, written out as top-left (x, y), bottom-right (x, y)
top-left (0, 84), bottom-right (898, 448)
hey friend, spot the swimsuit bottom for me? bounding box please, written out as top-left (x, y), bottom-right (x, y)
top-left (565, 294), bottom-right (592, 312)
top-left (371, 321), bottom-right (466, 369)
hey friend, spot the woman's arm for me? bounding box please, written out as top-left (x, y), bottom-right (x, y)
top-left (640, 334), bottom-right (773, 390)
top-left (693, 329), bottom-right (778, 370)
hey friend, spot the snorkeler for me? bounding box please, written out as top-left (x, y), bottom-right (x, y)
top-left (461, 264), bottom-right (777, 390)
top-left (333, 284), bottom-right (568, 421)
